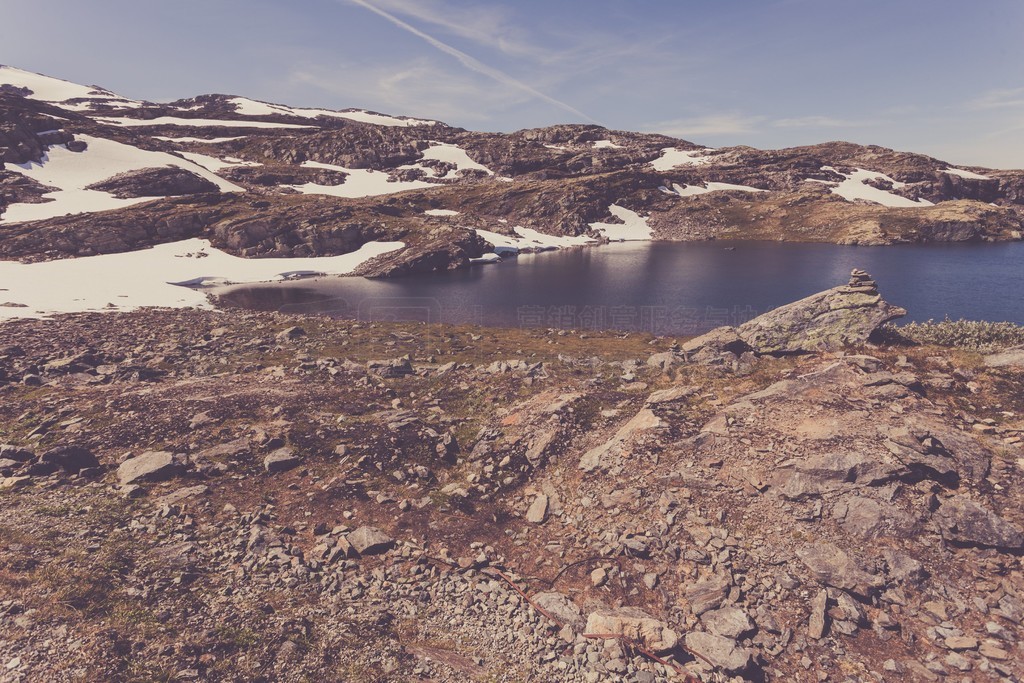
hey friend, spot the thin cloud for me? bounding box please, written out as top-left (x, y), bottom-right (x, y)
top-left (967, 87), bottom-right (1024, 110)
top-left (647, 113), bottom-right (764, 139)
top-left (345, 0), bottom-right (597, 123)
top-left (772, 115), bottom-right (875, 128)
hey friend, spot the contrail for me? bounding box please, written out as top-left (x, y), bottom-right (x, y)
top-left (347, 0), bottom-right (598, 123)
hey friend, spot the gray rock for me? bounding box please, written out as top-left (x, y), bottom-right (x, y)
top-left (685, 573), bottom-right (732, 615)
top-left (0, 445), bottom-right (34, 462)
top-left (117, 451), bottom-right (183, 485)
top-left (983, 347), bottom-right (1024, 368)
top-left (532, 591), bottom-right (584, 628)
top-left (934, 495), bottom-right (1024, 550)
top-left (796, 542), bottom-right (884, 599)
top-left (701, 607), bottom-right (756, 639)
top-left (526, 494), bottom-right (549, 524)
top-left (808, 589), bottom-right (829, 639)
top-left (347, 526), bottom-right (394, 555)
top-left (584, 607), bottom-right (678, 653)
top-left (275, 326), bottom-right (306, 341)
top-left (684, 631), bottom-right (754, 674)
top-left (726, 269), bottom-right (904, 354)
top-left (40, 445), bottom-right (99, 473)
top-left (264, 447), bottom-right (300, 474)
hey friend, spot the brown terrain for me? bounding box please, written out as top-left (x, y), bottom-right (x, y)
top-left (1, 270), bottom-right (1023, 682)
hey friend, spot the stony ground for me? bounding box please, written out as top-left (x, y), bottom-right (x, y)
top-left (0, 307), bottom-right (1022, 682)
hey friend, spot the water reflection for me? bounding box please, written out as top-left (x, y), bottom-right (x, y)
top-left (215, 240), bottom-right (1024, 334)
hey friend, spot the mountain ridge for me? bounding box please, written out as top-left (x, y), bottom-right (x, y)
top-left (2, 64), bottom-right (1023, 280)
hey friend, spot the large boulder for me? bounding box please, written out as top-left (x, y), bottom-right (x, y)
top-left (347, 526), bottom-right (394, 555)
top-left (685, 269), bottom-right (905, 358)
top-left (40, 445), bottom-right (99, 473)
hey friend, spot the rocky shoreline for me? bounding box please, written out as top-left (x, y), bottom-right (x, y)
top-left (1, 273), bottom-right (1022, 681)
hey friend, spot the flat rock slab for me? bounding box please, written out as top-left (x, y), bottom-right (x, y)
top-left (934, 495), bottom-right (1024, 550)
top-left (797, 542), bottom-right (884, 599)
top-left (685, 631), bottom-right (754, 674)
top-left (526, 494), bottom-right (549, 524)
top-left (347, 526), bottom-right (394, 555)
top-left (264, 447), bottom-right (300, 474)
top-left (118, 451), bottom-right (183, 485)
top-left (584, 607), bottom-right (677, 653)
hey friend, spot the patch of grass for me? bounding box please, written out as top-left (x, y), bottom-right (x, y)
top-left (881, 318), bottom-right (1024, 351)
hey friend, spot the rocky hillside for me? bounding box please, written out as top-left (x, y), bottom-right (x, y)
top-left (0, 273), bottom-right (1022, 681)
top-left (2, 65), bottom-right (1023, 277)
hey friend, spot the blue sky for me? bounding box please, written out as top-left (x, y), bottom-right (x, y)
top-left (3, 0), bottom-right (1023, 167)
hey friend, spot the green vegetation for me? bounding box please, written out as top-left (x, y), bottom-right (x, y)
top-left (882, 318), bottom-right (1024, 351)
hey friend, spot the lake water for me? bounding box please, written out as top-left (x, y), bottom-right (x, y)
top-left (216, 240), bottom-right (1024, 335)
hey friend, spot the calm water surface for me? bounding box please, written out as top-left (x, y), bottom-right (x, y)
top-left (216, 241), bottom-right (1024, 335)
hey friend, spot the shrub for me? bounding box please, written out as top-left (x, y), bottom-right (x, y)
top-left (880, 317), bottom-right (1024, 351)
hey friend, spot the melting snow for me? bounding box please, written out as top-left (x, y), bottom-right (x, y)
top-left (178, 152), bottom-right (261, 173)
top-left (664, 182), bottom-right (766, 197)
top-left (0, 65), bottom-right (137, 106)
top-left (228, 97), bottom-right (437, 127)
top-left (0, 239), bottom-right (405, 320)
top-left (1, 135), bottom-right (243, 224)
top-left (424, 209), bottom-right (460, 216)
top-left (590, 205), bottom-right (652, 241)
top-left (592, 140), bottom-right (622, 149)
top-left (475, 227), bottom-right (596, 253)
top-left (287, 161), bottom-right (433, 198)
top-left (943, 167), bottom-right (991, 180)
top-left (152, 136), bottom-right (247, 144)
top-left (95, 116), bottom-right (315, 130)
top-left (812, 167), bottom-right (933, 208)
top-left (650, 148), bottom-right (714, 171)
top-left (400, 143), bottom-right (494, 179)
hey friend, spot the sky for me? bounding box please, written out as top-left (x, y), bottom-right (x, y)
top-left (2, 0), bottom-right (1023, 168)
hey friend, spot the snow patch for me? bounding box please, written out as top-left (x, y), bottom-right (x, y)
top-left (592, 140), bottom-right (622, 149)
top-left (475, 227), bottom-right (596, 254)
top-left (943, 167), bottom-right (991, 180)
top-left (228, 96), bottom-right (437, 127)
top-left (0, 239), bottom-right (405, 320)
top-left (399, 142), bottom-right (494, 179)
top-left (0, 65), bottom-right (137, 106)
top-left (287, 161), bottom-right (433, 198)
top-left (650, 147), bottom-right (714, 171)
top-left (153, 136), bottom-right (247, 144)
top-left (664, 182), bottom-right (767, 197)
top-left (95, 116), bottom-right (315, 130)
top-left (424, 209), bottom-right (460, 217)
top-left (590, 205), bottom-right (652, 241)
top-left (1, 134), bottom-right (243, 224)
top-left (178, 152), bottom-right (262, 173)
top-left (811, 167), bottom-right (933, 208)
top-left (469, 252), bottom-right (502, 264)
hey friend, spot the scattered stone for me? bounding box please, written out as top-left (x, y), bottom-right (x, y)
top-left (347, 526), bottom-right (394, 555)
top-left (263, 447), bottom-right (300, 474)
top-left (525, 494), bottom-right (548, 524)
top-left (117, 451), bottom-right (183, 485)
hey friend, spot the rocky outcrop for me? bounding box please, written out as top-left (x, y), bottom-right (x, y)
top-left (86, 167), bottom-right (220, 198)
top-left (684, 269), bottom-right (905, 360)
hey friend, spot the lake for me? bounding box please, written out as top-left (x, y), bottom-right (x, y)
top-left (215, 240), bottom-right (1024, 335)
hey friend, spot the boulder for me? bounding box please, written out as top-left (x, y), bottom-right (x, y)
top-left (684, 573), bottom-right (732, 615)
top-left (40, 445), bottom-right (99, 473)
top-left (687, 269), bottom-right (905, 358)
top-left (701, 607), bottom-right (756, 639)
top-left (532, 591), bottom-right (584, 628)
top-left (0, 445), bottom-right (34, 462)
top-left (584, 607), bottom-right (678, 653)
top-left (684, 631), bottom-right (754, 674)
top-left (526, 494), bottom-right (549, 524)
top-left (347, 526), bottom-right (394, 555)
top-left (264, 447), bottom-right (300, 474)
top-left (86, 167), bottom-right (220, 198)
top-left (796, 542), bottom-right (884, 599)
top-left (117, 451), bottom-right (184, 485)
top-left (934, 496), bottom-right (1024, 550)
top-left (983, 348), bottom-right (1024, 369)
